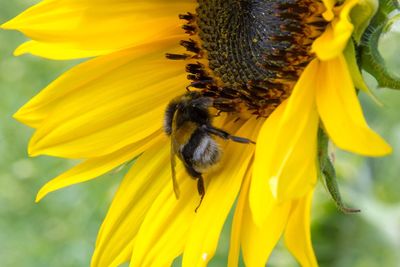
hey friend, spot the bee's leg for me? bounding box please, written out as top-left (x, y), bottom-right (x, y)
top-left (213, 98), bottom-right (241, 113)
top-left (182, 164), bottom-right (205, 212)
top-left (195, 176), bottom-right (205, 213)
top-left (183, 163), bottom-right (202, 179)
top-left (204, 126), bottom-right (255, 144)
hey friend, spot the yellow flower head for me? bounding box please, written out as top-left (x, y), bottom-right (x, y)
top-left (2, 0), bottom-right (396, 266)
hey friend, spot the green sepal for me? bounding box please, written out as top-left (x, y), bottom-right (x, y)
top-left (359, 0), bottom-right (400, 90)
top-left (317, 128), bottom-right (361, 214)
top-left (350, 0), bottom-right (379, 44)
top-left (344, 40), bottom-right (383, 105)
top-left (344, 41), bottom-right (369, 92)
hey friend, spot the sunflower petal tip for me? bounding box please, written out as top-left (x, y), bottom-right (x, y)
top-left (349, 139), bottom-right (392, 157)
top-left (0, 20), bottom-right (14, 30)
top-left (13, 109), bottom-right (25, 122)
top-left (362, 134), bottom-right (393, 157)
top-left (14, 46), bottom-right (26, 57)
top-left (36, 183), bottom-right (54, 203)
top-left (380, 143), bottom-right (393, 156)
top-left (35, 192), bottom-right (44, 203)
top-left (27, 145), bottom-right (40, 157)
top-left (13, 107), bottom-right (38, 127)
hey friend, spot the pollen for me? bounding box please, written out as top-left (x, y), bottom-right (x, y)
top-left (166, 0), bottom-right (327, 117)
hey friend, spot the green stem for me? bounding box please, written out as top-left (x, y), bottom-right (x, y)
top-left (360, 0), bottom-right (400, 89)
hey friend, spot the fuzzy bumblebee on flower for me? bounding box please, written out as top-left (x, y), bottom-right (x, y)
top-left (2, 0), bottom-right (400, 266)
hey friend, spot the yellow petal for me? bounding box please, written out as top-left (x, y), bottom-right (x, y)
top-left (14, 38), bottom-right (184, 129)
top-left (103, 242), bottom-right (134, 267)
top-left (14, 40), bottom-right (114, 60)
top-left (241, 200), bottom-right (292, 267)
top-left (284, 190), bottom-right (318, 267)
top-left (129, 169), bottom-right (198, 267)
top-left (227, 166), bottom-right (252, 267)
top-left (321, 0), bottom-right (336, 21)
top-left (249, 103), bottom-right (284, 226)
top-left (182, 118), bottom-right (262, 267)
top-left (276, 142), bottom-right (317, 203)
top-left (251, 59), bottom-right (319, 226)
top-left (21, 44), bottom-right (187, 158)
top-left (35, 130), bottom-right (162, 202)
top-left (316, 55), bottom-right (392, 156)
top-left (91, 138), bottom-right (171, 267)
top-left (313, 0), bottom-right (359, 61)
top-left (127, 115), bottom-right (240, 266)
top-left (2, 0), bottom-right (194, 59)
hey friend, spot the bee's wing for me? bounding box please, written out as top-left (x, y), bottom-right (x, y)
top-left (170, 131), bottom-right (181, 199)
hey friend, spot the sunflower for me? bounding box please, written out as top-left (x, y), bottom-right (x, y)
top-left (2, 0), bottom-right (397, 266)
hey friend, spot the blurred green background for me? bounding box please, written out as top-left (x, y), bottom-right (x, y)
top-left (0, 1), bottom-right (399, 267)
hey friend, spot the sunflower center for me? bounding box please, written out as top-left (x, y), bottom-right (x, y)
top-left (167, 0), bottom-right (326, 117)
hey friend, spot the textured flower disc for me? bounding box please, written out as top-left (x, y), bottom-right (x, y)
top-left (167, 0), bottom-right (326, 117)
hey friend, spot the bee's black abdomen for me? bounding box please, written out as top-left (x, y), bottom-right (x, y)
top-left (181, 127), bottom-right (220, 174)
top-left (183, 163), bottom-right (203, 179)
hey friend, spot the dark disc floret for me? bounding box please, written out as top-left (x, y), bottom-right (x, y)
top-left (167, 0), bottom-right (326, 117)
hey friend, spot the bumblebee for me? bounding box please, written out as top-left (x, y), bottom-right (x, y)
top-left (164, 91), bottom-right (254, 210)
